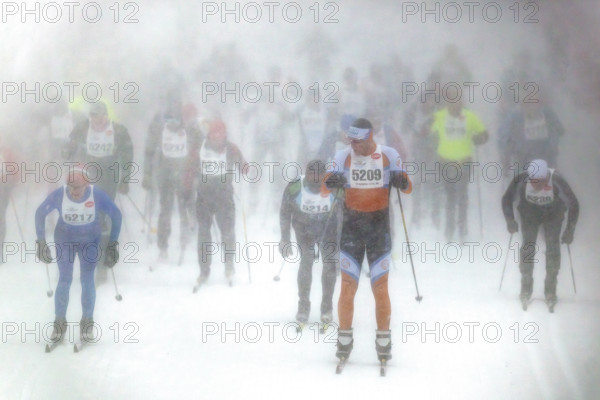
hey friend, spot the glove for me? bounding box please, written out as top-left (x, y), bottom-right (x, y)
top-left (506, 220), bottom-right (519, 234)
top-left (104, 241), bottom-right (119, 268)
top-left (325, 173), bottom-right (347, 189)
top-left (36, 240), bottom-right (52, 264)
top-left (118, 182), bottom-right (129, 194)
top-left (391, 171), bottom-right (411, 192)
top-left (279, 240), bottom-right (294, 260)
top-left (561, 228), bottom-right (574, 245)
top-left (142, 175), bottom-right (152, 191)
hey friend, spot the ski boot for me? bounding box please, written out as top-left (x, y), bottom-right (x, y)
top-left (520, 292), bottom-right (532, 311)
top-left (80, 318), bottom-right (95, 342)
top-left (545, 296), bottom-right (557, 313)
top-left (50, 317), bottom-right (67, 343)
top-left (320, 311), bottom-right (333, 333)
top-left (335, 329), bottom-right (353, 373)
top-left (295, 309), bottom-right (309, 332)
top-left (336, 329), bottom-right (354, 360)
top-left (376, 330), bottom-right (392, 376)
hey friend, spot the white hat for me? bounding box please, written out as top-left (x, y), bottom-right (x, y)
top-left (527, 159), bottom-right (548, 180)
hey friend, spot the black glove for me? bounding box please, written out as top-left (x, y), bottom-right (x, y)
top-left (104, 241), bottom-right (119, 268)
top-left (325, 173), bottom-right (346, 189)
top-left (36, 240), bottom-right (52, 264)
top-left (391, 171), bottom-right (410, 190)
top-left (561, 228), bottom-right (574, 245)
top-left (279, 240), bottom-right (294, 260)
top-left (506, 220), bottom-right (519, 234)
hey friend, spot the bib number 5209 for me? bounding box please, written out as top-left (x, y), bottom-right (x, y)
top-left (352, 169), bottom-right (381, 181)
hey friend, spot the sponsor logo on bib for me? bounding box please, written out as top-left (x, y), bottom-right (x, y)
top-left (371, 153), bottom-right (381, 160)
top-left (85, 201), bottom-right (94, 207)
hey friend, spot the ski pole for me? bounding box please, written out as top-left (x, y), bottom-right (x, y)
top-left (10, 195), bottom-right (25, 243)
top-left (124, 193), bottom-right (152, 232)
top-left (273, 258), bottom-right (286, 282)
top-left (498, 233), bottom-right (514, 292)
top-left (110, 268), bottom-right (123, 301)
top-left (396, 187), bottom-right (422, 302)
top-left (567, 244), bottom-right (576, 294)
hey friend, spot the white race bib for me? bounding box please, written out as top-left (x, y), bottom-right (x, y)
top-left (525, 171), bottom-right (554, 205)
top-left (524, 115), bottom-right (549, 140)
top-left (299, 177), bottom-right (333, 214)
top-left (86, 123), bottom-right (115, 157)
top-left (161, 127), bottom-right (188, 158)
top-left (445, 115), bottom-right (467, 140)
top-left (349, 145), bottom-right (384, 189)
top-left (61, 186), bottom-right (96, 225)
top-left (199, 140), bottom-right (227, 176)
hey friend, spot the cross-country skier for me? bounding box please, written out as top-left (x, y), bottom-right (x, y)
top-left (34, 166), bottom-right (121, 342)
top-left (501, 159), bottom-right (579, 311)
top-left (279, 159), bottom-right (339, 326)
top-left (143, 102), bottom-right (200, 262)
top-left (186, 120), bottom-right (247, 285)
top-left (325, 118), bottom-right (412, 367)
top-left (62, 101), bottom-right (132, 282)
top-left (429, 99), bottom-right (488, 241)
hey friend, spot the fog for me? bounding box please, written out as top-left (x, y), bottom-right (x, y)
top-left (1, 0), bottom-right (600, 399)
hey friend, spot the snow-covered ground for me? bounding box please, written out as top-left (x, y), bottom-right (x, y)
top-left (1, 178), bottom-right (598, 400)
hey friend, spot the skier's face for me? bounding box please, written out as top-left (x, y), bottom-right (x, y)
top-left (90, 112), bottom-right (109, 131)
top-left (208, 129), bottom-right (226, 147)
top-left (350, 135), bottom-right (374, 156)
top-left (67, 178), bottom-right (88, 200)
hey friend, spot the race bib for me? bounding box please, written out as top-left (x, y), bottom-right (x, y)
top-left (161, 127), bottom-right (188, 158)
top-left (86, 124), bottom-right (115, 157)
top-left (524, 115), bottom-right (549, 140)
top-left (199, 140), bottom-right (227, 176)
top-left (299, 177), bottom-right (333, 214)
top-left (61, 186), bottom-right (96, 225)
top-left (349, 145), bottom-right (384, 188)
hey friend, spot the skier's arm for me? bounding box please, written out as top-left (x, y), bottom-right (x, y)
top-left (95, 188), bottom-right (122, 242)
top-left (62, 122), bottom-right (86, 160)
top-left (501, 173), bottom-right (524, 222)
top-left (279, 183), bottom-right (295, 242)
top-left (144, 117), bottom-right (162, 181)
top-left (34, 189), bottom-right (61, 240)
top-left (554, 174), bottom-right (579, 232)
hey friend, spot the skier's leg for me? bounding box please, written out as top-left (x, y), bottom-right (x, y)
top-left (196, 195), bottom-right (214, 278)
top-left (519, 217), bottom-right (540, 300)
top-left (366, 209), bottom-right (392, 331)
top-left (543, 213), bottom-right (563, 302)
top-left (78, 238), bottom-right (100, 320)
top-left (214, 194), bottom-right (236, 275)
top-left (296, 235), bottom-right (314, 323)
top-left (319, 231), bottom-right (338, 320)
top-left (457, 165), bottom-right (469, 240)
top-left (444, 176), bottom-right (457, 241)
top-left (338, 215), bottom-right (365, 330)
top-left (157, 178), bottom-right (175, 256)
top-left (54, 240), bottom-right (76, 319)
